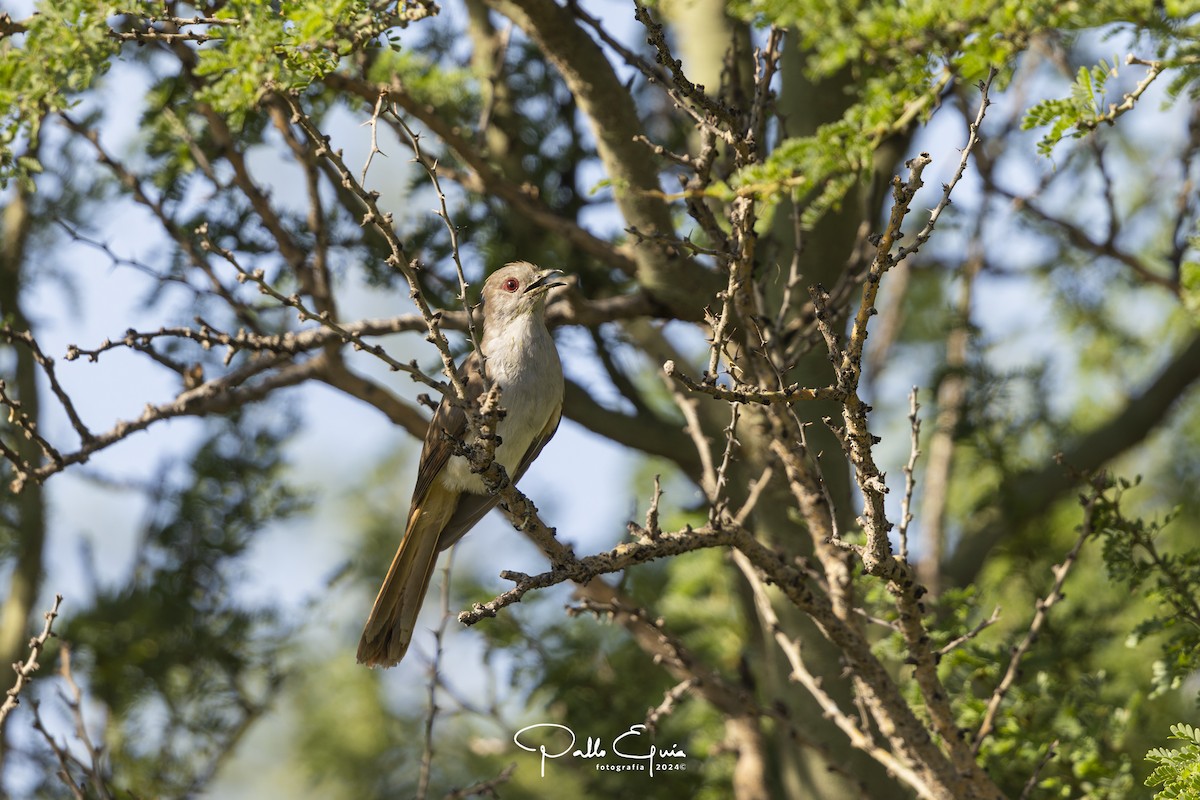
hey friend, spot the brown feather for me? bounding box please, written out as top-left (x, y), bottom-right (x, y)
top-left (436, 405), bottom-right (561, 551)
top-left (357, 482), bottom-right (457, 666)
top-left (409, 352), bottom-right (484, 512)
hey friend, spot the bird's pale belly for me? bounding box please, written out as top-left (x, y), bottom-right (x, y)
top-left (436, 383), bottom-right (558, 495)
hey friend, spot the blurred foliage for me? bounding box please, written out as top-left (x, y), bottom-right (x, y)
top-left (39, 412), bottom-right (304, 798)
top-left (719, 0), bottom-right (1186, 219)
top-left (0, 0), bottom-right (118, 190)
top-left (1096, 475), bottom-right (1200, 700)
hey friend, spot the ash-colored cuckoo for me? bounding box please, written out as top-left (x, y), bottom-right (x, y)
top-left (357, 262), bottom-right (565, 668)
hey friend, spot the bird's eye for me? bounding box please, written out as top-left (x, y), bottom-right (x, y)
top-left (502, 278), bottom-right (520, 293)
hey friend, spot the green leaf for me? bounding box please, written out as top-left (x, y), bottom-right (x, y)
top-left (1182, 261), bottom-right (1200, 319)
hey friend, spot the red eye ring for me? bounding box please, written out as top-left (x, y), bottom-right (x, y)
top-left (502, 278), bottom-right (520, 293)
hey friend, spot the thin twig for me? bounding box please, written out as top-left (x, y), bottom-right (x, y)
top-left (645, 679), bottom-right (694, 732)
top-left (57, 646), bottom-right (110, 796)
top-left (441, 763), bottom-right (516, 799)
top-left (896, 69), bottom-right (996, 264)
top-left (897, 388), bottom-right (921, 563)
top-left (276, 92), bottom-right (473, 410)
top-left (663, 359), bottom-right (844, 405)
top-left (732, 466), bottom-right (773, 527)
top-left (1073, 55), bottom-right (1164, 135)
top-left (359, 88), bottom-right (389, 183)
top-left (1018, 739), bottom-right (1059, 800)
top-left (198, 224), bottom-right (447, 394)
top-left (1, 326), bottom-right (94, 444)
top-left (418, 548), bottom-right (458, 800)
top-left (730, 551), bottom-right (936, 800)
top-left (972, 492), bottom-right (1099, 753)
top-left (0, 379), bottom-right (64, 467)
top-left (935, 606), bottom-right (1002, 658)
top-left (645, 474), bottom-right (663, 540)
top-left (459, 523), bottom-right (738, 626)
top-left (30, 698), bottom-right (87, 800)
top-left (389, 111), bottom-right (486, 372)
top-left (0, 594), bottom-right (63, 726)
top-left (711, 403), bottom-right (740, 521)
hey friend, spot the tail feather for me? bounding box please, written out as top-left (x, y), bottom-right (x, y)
top-left (357, 485), bottom-right (458, 667)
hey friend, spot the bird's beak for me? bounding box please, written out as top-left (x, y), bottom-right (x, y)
top-left (523, 269), bottom-right (567, 295)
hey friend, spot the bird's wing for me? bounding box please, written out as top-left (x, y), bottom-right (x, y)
top-left (512, 405), bottom-right (562, 485)
top-left (406, 351), bottom-right (483, 524)
top-left (435, 404), bottom-right (562, 552)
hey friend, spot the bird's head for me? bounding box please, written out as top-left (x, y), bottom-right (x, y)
top-left (480, 261), bottom-right (565, 324)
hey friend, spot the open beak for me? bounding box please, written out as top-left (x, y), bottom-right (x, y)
top-left (524, 269), bottom-right (567, 295)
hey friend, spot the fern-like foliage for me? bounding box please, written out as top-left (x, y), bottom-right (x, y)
top-left (1146, 723), bottom-right (1200, 799)
top-left (1022, 59), bottom-right (1117, 156)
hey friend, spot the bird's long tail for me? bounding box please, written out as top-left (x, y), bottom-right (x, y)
top-left (357, 485), bottom-right (458, 667)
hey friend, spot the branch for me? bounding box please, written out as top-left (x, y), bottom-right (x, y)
top-left (935, 606), bottom-right (1001, 659)
top-left (387, 111), bottom-right (485, 365)
top-left (475, 495), bottom-right (869, 788)
top-left (895, 69), bottom-right (995, 264)
top-left (896, 388), bottom-right (921, 564)
top-left (836, 73), bottom-right (993, 579)
top-left (731, 527), bottom-right (998, 799)
top-left (631, 3), bottom-right (739, 142)
top-left (1, 326), bottom-right (94, 445)
top-left (0, 594), bottom-right (62, 727)
top-left (458, 523), bottom-right (738, 625)
top-left (732, 551), bottom-right (936, 800)
top-left (972, 488), bottom-right (1098, 752)
top-left (1018, 740), bottom-right (1059, 800)
top-left (58, 114), bottom-right (264, 334)
top-left (664, 359), bottom-right (845, 405)
top-left (30, 645), bottom-right (116, 800)
top-left (441, 763), bottom-right (516, 800)
top-left (274, 91), bottom-right (474, 415)
top-left (460, 455), bottom-right (1001, 797)
top-left (1002, 178), bottom-right (1180, 293)
top-left (918, 238), bottom-right (982, 594)
top-left (1074, 55), bottom-right (1165, 135)
top-left (65, 288), bottom-right (657, 371)
top-left (10, 354), bottom-right (322, 491)
top-left (200, 226), bottom-right (447, 394)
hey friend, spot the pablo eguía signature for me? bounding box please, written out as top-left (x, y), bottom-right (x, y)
top-left (513, 723), bottom-right (688, 777)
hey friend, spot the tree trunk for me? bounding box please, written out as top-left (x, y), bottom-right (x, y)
top-left (0, 173), bottom-right (48, 747)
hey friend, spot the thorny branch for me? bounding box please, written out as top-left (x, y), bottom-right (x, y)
top-left (385, 109), bottom-right (487, 369)
top-left (275, 90), bottom-right (474, 412)
top-left (897, 388), bottom-right (921, 563)
top-left (199, 223), bottom-right (449, 394)
top-left (30, 646), bottom-right (116, 800)
top-left (664, 359), bottom-right (845, 405)
top-left (972, 485), bottom-right (1100, 753)
top-left (459, 522), bottom-right (738, 625)
top-left (0, 595), bottom-right (62, 727)
top-left (732, 551), bottom-right (934, 800)
top-left (1074, 55), bottom-right (1165, 135)
top-left (631, 70), bottom-right (1003, 798)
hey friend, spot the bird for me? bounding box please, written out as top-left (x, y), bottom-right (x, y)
top-left (357, 262), bottom-right (566, 668)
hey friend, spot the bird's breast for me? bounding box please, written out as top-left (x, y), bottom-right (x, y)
top-left (437, 326), bottom-right (562, 494)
